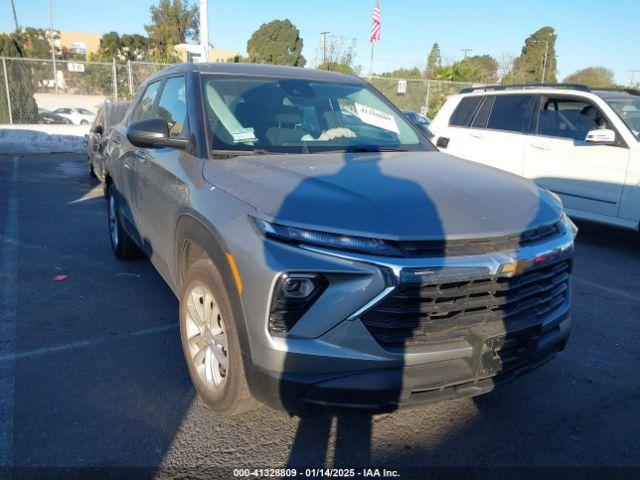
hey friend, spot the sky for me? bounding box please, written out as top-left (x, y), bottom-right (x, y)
top-left (1, 0), bottom-right (638, 84)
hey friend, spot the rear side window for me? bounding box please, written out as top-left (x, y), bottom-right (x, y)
top-left (131, 80), bottom-right (162, 123)
top-left (156, 76), bottom-right (188, 138)
top-left (471, 96), bottom-right (495, 129)
top-left (487, 94), bottom-right (536, 133)
top-left (449, 96), bottom-right (483, 127)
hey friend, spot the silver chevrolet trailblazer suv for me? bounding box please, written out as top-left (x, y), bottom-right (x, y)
top-left (104, 63), bottom-right (576, 415)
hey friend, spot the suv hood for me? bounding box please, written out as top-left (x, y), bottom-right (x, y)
top-left (203, 151), bottom-right (562, 241)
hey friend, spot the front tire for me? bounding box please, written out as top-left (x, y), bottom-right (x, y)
top-left (179, 259), bottom-right (255, 415)
top-left (107, 185), bottom-right (142, 260)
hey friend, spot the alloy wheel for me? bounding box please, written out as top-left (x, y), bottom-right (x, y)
top-left (185, 283), bottom-right (229, 390)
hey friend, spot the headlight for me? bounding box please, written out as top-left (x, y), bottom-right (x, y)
top-left (255, 219), bottom-right (402, 256)
top-left (544, 188), bottom-right (563, 206)
top-left (561, 213), bottom-right (578, 239)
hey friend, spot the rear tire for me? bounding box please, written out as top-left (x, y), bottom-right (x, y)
top-left (107, 185), bottom-right (142, 260)
top-left (179, 259), bottom-right (255, 415)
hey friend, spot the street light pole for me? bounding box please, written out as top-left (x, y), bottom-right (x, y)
top-left (48, 0), bottom-right (58, 94)
top-left (320, 31), bottom-right (330, 65)
top-left (461, 48), bottom-right (472, 59)
top-left (532, 40), bottom-right (549, 83)
top-left (9, 0), bottom-right (19, 30)
top-left (199, 0), bottom-right (209, 62)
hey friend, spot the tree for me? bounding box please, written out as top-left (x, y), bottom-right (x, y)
top-left (504, 26), bottom-right (557, 84)
top-left (145, 0), bottom-right (199, 51)
top-left (316, 35), bottom-right (359, 75)
top-left (564, 67), bottom-right (615, 88)
top-left (497, 52), bottom-right (517, 82)
top-left (17, 28), bottom-right (54, 59)
top-left (91, 31), bottom-right (150, 61)
top-left (425, 43), bottom-right (441, 78)
top-left (0, 33), bottom-right (38, 123)
top-left (433, 55), bottom-right (498, 83)
top-left (246, 19), bottom-right (305, 67)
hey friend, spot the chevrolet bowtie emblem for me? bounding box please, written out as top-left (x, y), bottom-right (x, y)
top-left (501, 248), bottom-right (562, 277)
top-left (501, 258), bottom-right (534, 277)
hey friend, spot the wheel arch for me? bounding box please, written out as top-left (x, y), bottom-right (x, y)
top-left (174, 213), bottom-right (253, 362)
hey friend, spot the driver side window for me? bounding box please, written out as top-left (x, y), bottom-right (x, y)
top-left (537, 97), bottom-right (612, 141)
top-left (131, 80), bottom-right (162, 124)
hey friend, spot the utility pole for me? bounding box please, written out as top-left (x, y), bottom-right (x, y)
top-left (320, 31), bottom-right (330, 65)
top-left (48, 0), bottom-right (58, 94)
top-left (629, 70), bottom-right (640, 87)
top-left (531, 40), bottom-right (549, 83)
top-left (461, 48), bottom-right (472, 59)
top-left (199, 0), bottom-right (209, 62)
top-left (9, 0), bottom-right (19, 30)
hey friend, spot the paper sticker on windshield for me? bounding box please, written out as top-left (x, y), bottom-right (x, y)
top-left (231, 127), bottom-right (257, 144)
top-left (355, 103), bottom-right (399, 134)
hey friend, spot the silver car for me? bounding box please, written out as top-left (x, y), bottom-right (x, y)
top-left (104, 63), bottom-right (577, 415)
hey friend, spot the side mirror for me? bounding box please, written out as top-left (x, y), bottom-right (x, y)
top-left (585, 128), bottom-right (616, 145)
top-left (126, 118), bottom-right (188, 149)
top-left (416, 124), bottom-right (434, 140)
top-left (91, 124), bottom-right (103, 135)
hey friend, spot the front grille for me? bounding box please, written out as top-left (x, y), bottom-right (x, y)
top-left (397, 222), bottom-right (561, 257)
top-left (360, 259), bottom-right (571, 349)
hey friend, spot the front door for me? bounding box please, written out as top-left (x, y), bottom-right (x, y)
top-left (134, 75), bottom-right (188, 266)
top-left (524, 95), bottom-right (630, 217)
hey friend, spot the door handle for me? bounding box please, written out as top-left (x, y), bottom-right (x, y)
top-left (134, 150), bottom-right (147, 162)
top-left (530, 142), bottom-right (550, 151)
top-left (469, 132), bottom-right (484, 139)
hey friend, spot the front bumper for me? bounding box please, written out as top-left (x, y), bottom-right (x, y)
top-left (226, 215), bottom-right (576, 413)
top-left (247, 309), bottom-right (570, 413)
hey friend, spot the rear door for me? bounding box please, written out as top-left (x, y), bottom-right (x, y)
top-left (134, 75), bottom-right (189, 267)
top-left (458, 94), bottom-right (536, 176)
top-left (118, 80), bottom-right (162, 228)
top-left (434, 95), bottom-right (484, 158)
top-left (524, 95), bottom-right (630, 217)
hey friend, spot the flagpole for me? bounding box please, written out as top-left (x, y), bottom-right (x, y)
top-left (370, 42), bottom-right (374, 77)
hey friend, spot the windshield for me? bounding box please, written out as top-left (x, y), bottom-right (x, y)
top-left (77, 108), bottom-right (93, 115)
top-left (606, 97), bottom-right (640, 138)
top-left (201, 75), bottom-right (431, 154)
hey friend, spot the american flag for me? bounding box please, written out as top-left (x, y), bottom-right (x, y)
top-left (370, 0), bottom-right (381, 44)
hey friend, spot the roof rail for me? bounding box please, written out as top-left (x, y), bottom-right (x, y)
top-left (593, 87), bottom-right (640, 96)
top-left (459, 83), bottom-right (591, 94)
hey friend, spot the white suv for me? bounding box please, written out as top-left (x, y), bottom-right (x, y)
top-left (430, 85), bottom-right (640, 231)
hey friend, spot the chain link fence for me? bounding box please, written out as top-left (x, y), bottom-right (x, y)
top-left (367, 76), bottom-right (472, 118)
top-left (0, 57), bottom-right (171, 124)
top-left (0, 56), bottom-right (472, 125)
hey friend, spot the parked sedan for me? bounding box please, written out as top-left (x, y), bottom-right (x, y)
top-left (53, 107), bottom-right (96, 125)
top-left (403, 110), bottom-right (433, 139)
top-left (87, 101), bottom-right (130, 181)
top-left (37, 108), bottom-right (72, 125)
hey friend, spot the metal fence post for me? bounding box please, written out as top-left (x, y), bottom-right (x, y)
top-left (2, 58), bottom-right (12, 124)
top-left (112, 58), bottom-right (118, 101)
top-left (425, 80), bottom-right (432, 117)
top-left (127, 60), bottom-right (134, 97)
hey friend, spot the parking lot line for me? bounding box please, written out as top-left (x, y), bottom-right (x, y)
top-left (573, 276), bottom-right (640, 303)
top-left (0, 323), bottom-right (178, 365)
top-left (0, 156), bottom-right (19, 466)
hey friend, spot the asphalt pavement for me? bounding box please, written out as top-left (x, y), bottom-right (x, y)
top-left (0, 153), bottom-right (639, 478)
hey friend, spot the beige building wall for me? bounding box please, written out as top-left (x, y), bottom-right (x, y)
top-left (58, 31), bottom-right (102, 57)
top-left (174, 44), bottom-right (240, 63)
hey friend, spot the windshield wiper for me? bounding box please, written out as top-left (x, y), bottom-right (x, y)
top-left (345, 146), bottom-right (409, 152)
